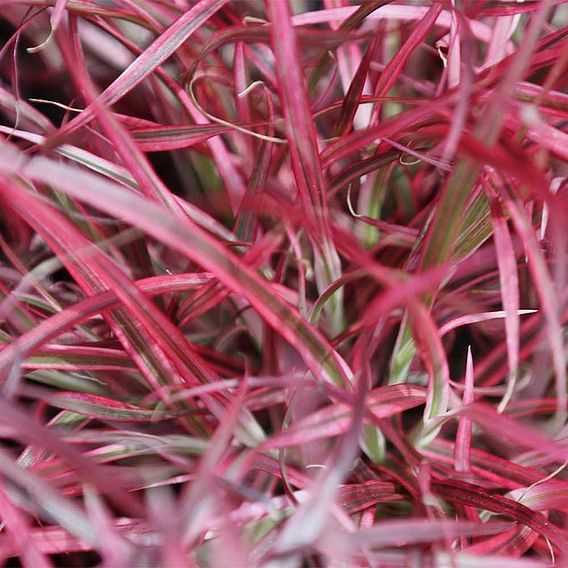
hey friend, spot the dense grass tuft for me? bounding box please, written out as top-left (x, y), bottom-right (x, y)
top-left (0, 0), bottom-right (567, 565)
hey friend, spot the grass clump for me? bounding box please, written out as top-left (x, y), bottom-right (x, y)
top-left (0, 0), bottom-right (567, 566)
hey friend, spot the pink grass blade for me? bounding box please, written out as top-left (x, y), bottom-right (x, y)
top-left (261, 385), bottom-right (426, 450)
top-left (82, 485), bottom-right (132, 566)
top-left (305, 0), bottom-right (395, 93)
top-left (47, 392), bottom-right (179, 422)
top-left (333, 33), bottom-right (379, 137)
top-left (438, 310), bottom-right (536, 339)
top-left (455, 347), bottom-right (474, 473)
top-left (266, 0), bottom-right (344, 334)
top-left (50, 0), bottom-right (68, 32)
top-left (488, 194), bottom-right (521, 413)
top-left (327, 519), bottom-right (511, 550)
top-left (132, 123), bottom-right (232, 151)
top-left (233, 41), bottom-right (254, 168)
top-left (482, 12), bottom-right (520, 70)
top-left (0, 479), bottom-right (53, 568)
top-left (370, 2), bottom-right (442, 120)
top-left (509, 478), bottom-right (568, 513)
top-left (337, 480), bottom-right (401, 514)
top-left (268, 366), bottom-right (366, 560)
top-left (495, 179), bottom-right (567, 425)
top-left (453, 403), bottom-right (568, 463)
top-left (320, 93), bottom-right (456, 167)
top-left (520, 104), bottom-right (568, 161)
top-left (180, 380), bottom-right (248, 545)
top-left (410, 305), bottom-right (450, 426)
top-left (24, 346), bottom-right (135, 372)
top-left (432, 478), bottom-right (568, 556)
top-left (234, 85), bottom-right (274, 242)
